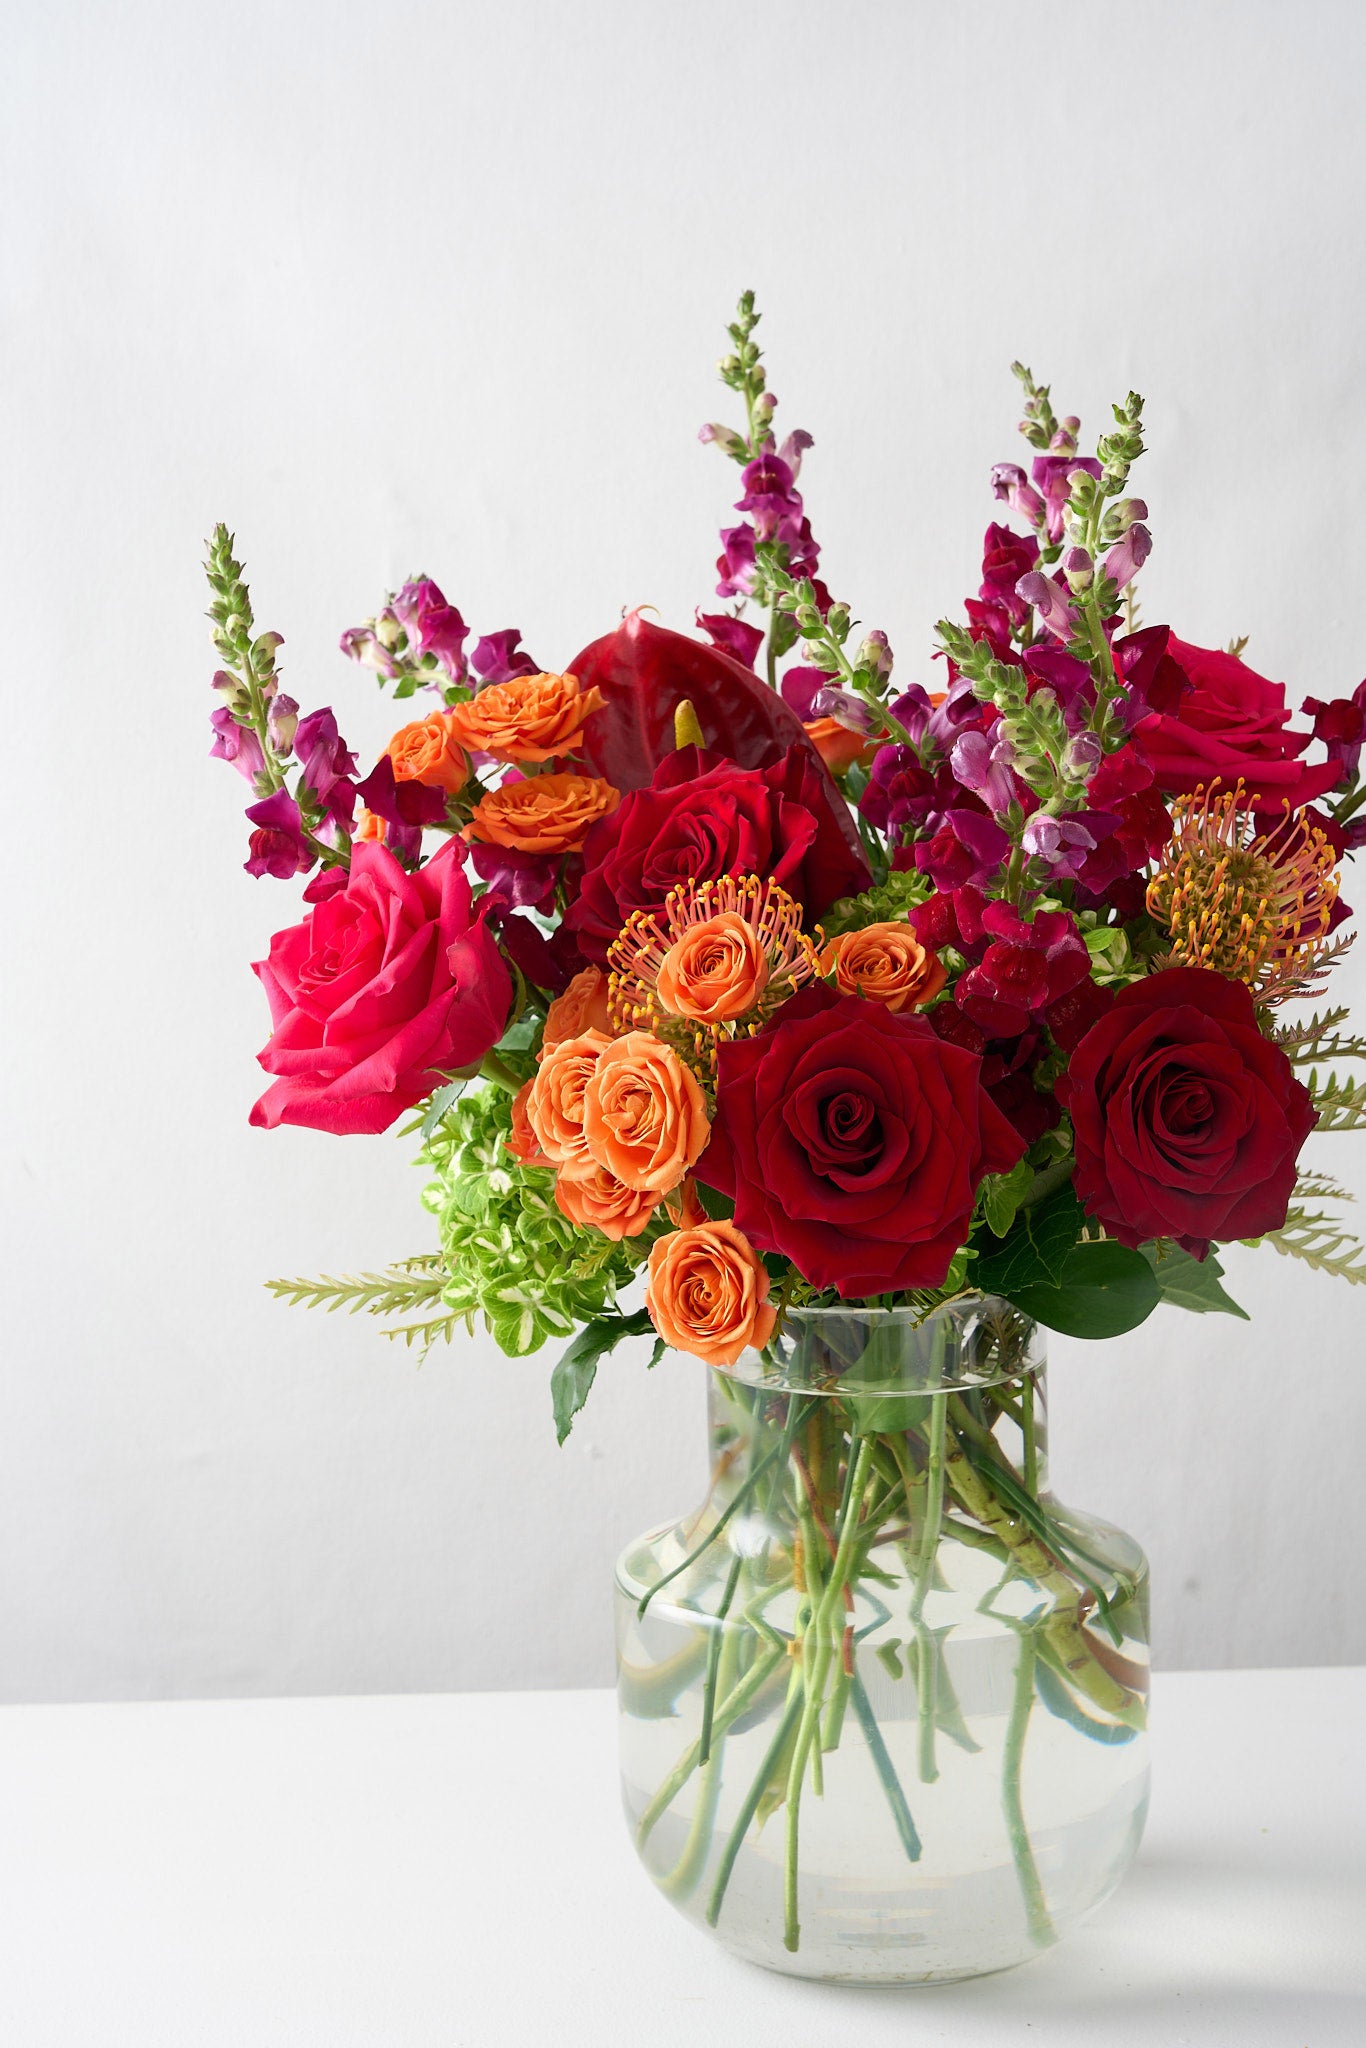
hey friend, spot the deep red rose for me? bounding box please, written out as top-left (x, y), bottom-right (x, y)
top-left (1131, 633), bottom-right (1341, 809)
top-left (564, 744), bottom-right (870, 963)
top-left (250, 840), bottom-right (510, 1135)
top-left (698, 986), bottom-right (1026, 1297)
top-left (1056, 966), bottom-right (1316, 1257)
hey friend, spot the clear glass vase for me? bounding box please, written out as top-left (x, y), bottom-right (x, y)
top-left (615, 1299), bottom-right (1150, 1984)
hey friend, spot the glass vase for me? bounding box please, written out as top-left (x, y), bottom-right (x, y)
top-left (614, 1299), bottom-right (1150, 1984)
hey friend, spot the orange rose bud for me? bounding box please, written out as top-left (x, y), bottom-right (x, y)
top-left (655, 912), bottom-right (770, 1023)
top-left (355, 808), bottom-right (387, 843)
top-left (646, 1221), bottom-right (778, 1368)
top-left (804, 716), bottom-right (878, 776)
top-left (445, 672), bottom-right (605, 764)
top-left (581, 1031), bottom-right (710, 1194)
top-left (465, 773), bottom-right (619, 855)
top-left (544, 965), bottom-right (615, 1046)
top-left (505, 1078), bottom-right (549, 1166)
top-left (554, 1165), bottom-right (660, 1241)
top-left (819, 922), bottom-right (947, 1013)
top-left (386, 711), bottom-right (469, 793)
top-left (525, 1029), bottom-right (611, 1177)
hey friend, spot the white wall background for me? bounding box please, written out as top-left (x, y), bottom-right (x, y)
top-left (4, 0), bottom-right (1365, 1704)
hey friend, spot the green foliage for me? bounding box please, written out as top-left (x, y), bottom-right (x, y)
top-left (264, 1258), bottom-right (459, 1357)
top-left (1272, 1006), bottom-right (1360, 1062)
top-left (1139, 1244), bottom-right (1249, 1320)
top-left (1307, 1070), bottom-right (1366, 1132)
top-left (266, 1259), bottom-right (446, 1318)
top-left (819, 868), bottom-right (932, 937)
top-left (1251, 1206), bottom-right (1366, 1286)
top-left (975, 1185), bottom-right (1085, 1296)
top-left (978, 1161), bottom-right (1034, 1240)
top-left (1008, 1240), bottom-right (1161, 1340)
top-left (550, 1308), bottom-right (656, 1444)
top-left (421, 1084), bottom-right (652, 1357)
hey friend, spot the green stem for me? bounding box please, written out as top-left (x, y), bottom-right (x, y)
top-left (1022, 1376), bottom-right (1039, 1496)
top-left (636, 1431), bottom-right (792, 1619)
top-left (849, 1671), bottom-right (922, 1862)
top-left (1002, 1628), bottom-right (1054, 1947)
top-left (635, 1643), bottom-right (786, 1848)
top-left (658, 1623), bottom-right (742, 1900)
top-left (699, 1554), bottom-right (744, 1765)
top-left (706, 1673), bottom-right (805, 1928)
top-left (782, 1435), bottom-right (875, 1952)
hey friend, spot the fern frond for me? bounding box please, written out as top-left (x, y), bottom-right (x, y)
top-left (1294, 1171), bottom-right (1357, 1206)
top-left (380, 1312), bottom-right (466, 1357)
top-left (1308, 1071), bottom-right (1366, 1132)
top-left (265, 1265), bottom-right (446, 1318)
top-left (1271, 1005), bottom-right (1351, 1053)
top-left (1253, 1206), bottom-right (1366, 1284)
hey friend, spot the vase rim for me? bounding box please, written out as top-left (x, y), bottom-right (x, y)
top-left (713, 1293), bottom-right (1044, 1398)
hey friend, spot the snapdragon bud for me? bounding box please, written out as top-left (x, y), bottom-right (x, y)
top-left (826, 603), bottom-right (851, 640)
top-left (211, 668), bottom-right (252, 715)
top-left (1062, 731), bottom-right (1103, 781)
top-left (854, 629), bottom-right (894, 682)
top-left (1101, 497), bottom-right (1148, 540)
top-left (756, 391), bottom-right (777, 416)
top-left (1063, 546), bottom-right (1094, 593)
top-left (251, 630), bottom-right (283, 673)
top-left (698, 423), bottom-right (747, 457)
top-left (267, 692), bottom-right (299, 756)
top-left (374, 607), bottom-right (404, 651)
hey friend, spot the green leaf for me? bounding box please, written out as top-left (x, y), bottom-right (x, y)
top-left (1140, 1243), bottom-right (1249, 1320)
top-left (420, 1079), bottom-right (469, 1141)
top-left (692, 1178), bottom-right (736, 1224)
top-left (976, 1184), bottom-right (1084, 1295)
top-left (1009, 1239), bottom-right (1161, 1340)
top-left (551, 1308), bottom-right (655, 1444)
top-left (980, 1160), bottom-right (1033, 1240)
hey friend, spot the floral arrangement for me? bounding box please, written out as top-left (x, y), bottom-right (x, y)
top-left (207, 293), bottom-right (1366, 1443)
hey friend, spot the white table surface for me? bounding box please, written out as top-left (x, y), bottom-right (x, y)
top-left (0, 1667), bottom-right (1361, 2047)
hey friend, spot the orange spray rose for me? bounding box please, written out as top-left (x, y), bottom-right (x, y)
top-left (505, 1079), bottom-right (549, 1165)
top-left (465, 773), bottom-right (619, 854)
top-left (804, 717), bottom-right (878, 776)
top-left (386, 711), bottom-right (468, 793)
top-left (654, 912), bottom-right (770, 1023)
top-left (445, 672), bottom-right (605, 763)
top-left (554, 1165), bottom-right (660, 1241)
top-left (524, 1029), bottom-right (612, 1177)
top-left (581, 1031), bottom-right (709, 1194)
top-left (819, 922), bottom-right (947, 1013)
top-left (645, 1221), bottom-right (777, 1367)
top-left (544, 966), bottom-right (614, 1046)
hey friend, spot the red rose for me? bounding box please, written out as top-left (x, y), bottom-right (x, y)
top-left (565, 745), bottom-right (870, 964)
top-left (699, 987), bottom-right (1025, 1297)
top-left (251, 840), bottom-right (510, 1135)
top-left (1056, 966), bottom-right (1316, 1257)
top-left (1131, 634), bottom-right (1340, 809)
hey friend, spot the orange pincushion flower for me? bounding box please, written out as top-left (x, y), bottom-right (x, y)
top-left (445, 672), bottom-right (605, 763)
top-left (386, 711), bottom-right (468, 793)
top-left (1147, 780), bottom-right (1344, 1004)
top-left (646, 1221), bottom-right (777, 1368)
top-left (819, 922), bottom-right (947, 1013)
top-left (505, 1079), bottom-right (549, 1166)
top-left (608, 875), bottom-right (821, 1079)
top-left (581, 1031), bottom-right (710, 1194)
top-left (465, 773), bottom-right (620, 854)
top-left (554, 1165), bottom-right (660, 1241)
top-left (544, 966), bottom-right (614, 1046)
top-left (655, 913), bottom-right (770, 1023)
top-left (525, 1029), bottom-right (612, 1177)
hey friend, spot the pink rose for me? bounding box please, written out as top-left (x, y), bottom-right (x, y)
top-left (250, 840), bottom-right (509, 1135)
